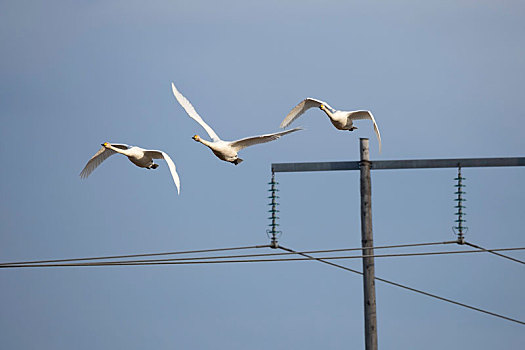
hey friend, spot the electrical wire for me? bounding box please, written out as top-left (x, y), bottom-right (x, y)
top-left (277, 245), bottom-right (525, 326)
top-left (2, 236), bottom-right (522, 326)
top-left (0, 244), bottom-right (270, 266)
top-left (0, 241), bottom-right (456, 266)
top-left (1, 247), bottom-right (524, 268)
top-left (2, 242), bottom-right (523, 325)
top-left (464, 241), bottom-right (525, 265)
top-left (101, 246), bottom-right (525, 264)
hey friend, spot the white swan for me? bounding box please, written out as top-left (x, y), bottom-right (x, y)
top-left (280, 98), bottom-right (382, 152)
top-left (80, 143), bottom-right (181, 194)
top-left (171, 82), bottom-right (302, 165)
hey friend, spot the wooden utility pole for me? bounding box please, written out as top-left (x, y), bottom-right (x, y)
top-left (359, 138), bottom-right (378, 350)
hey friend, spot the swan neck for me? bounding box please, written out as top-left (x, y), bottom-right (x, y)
top-left (198, 138), bottom-right (213, 148)
top-left (322, 107), bottom-right (334, 120)
top-left (107, 145), bottom-right (128, 155)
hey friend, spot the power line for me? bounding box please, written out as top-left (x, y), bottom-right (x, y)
top-left (0, 241), bottom-right (457, 267)
top-left (102, 246), bottom-right (525, 265)
top-left (464, 241), bottom-right (525, 265)
top-left (277, 245), bottom-right (525, 326)
top-left (69, 247), bottom-right (488, 265)
top-left (2, 245), bottom-right (524, 325)
top-left (1, 247), bottom-right (524, 268)
top-left (0, 244), bottom-right (270, 266)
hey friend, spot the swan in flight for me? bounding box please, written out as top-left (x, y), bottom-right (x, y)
top-left (80, 143), bottom-right (181, 194)
top-left (171, 82), bottom-right (302, 165)
top-left (280, 98), bottom-right (382, 152)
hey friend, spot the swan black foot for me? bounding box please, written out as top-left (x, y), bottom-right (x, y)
top-left (150, 164), bottom-right (159, 169)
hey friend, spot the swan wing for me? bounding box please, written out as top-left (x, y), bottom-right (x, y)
top-left (171, 82), bottom-right (221, 142)
top-left (348, 110), bottom-right (382, 153)
top-left (145, 150), bottom-right (181, 194)
top-left (229, 127), bottom-right (302, 152)
top-left (280, 98), bottom-right (335, 128)
top-left (79, 143), bottom-right (130, 178)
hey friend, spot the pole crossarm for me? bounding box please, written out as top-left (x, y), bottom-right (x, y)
top-left (272, 157), bottom-right (525, 173)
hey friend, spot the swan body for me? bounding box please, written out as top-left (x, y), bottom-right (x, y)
top-left (80, 142), bottom-right (181, 194)
top-left (281, 98), bottom-right (382, 152)
top-left (171, 82), bottom-right (302, 165)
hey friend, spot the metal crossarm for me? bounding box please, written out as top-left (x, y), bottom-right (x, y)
top-left (272, 157), bottom-right (525, 173)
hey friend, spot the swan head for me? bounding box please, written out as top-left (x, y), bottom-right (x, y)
top-left (319, 104), bottom-right (332, 116)
top-left (192, 135), bottom-right (201, 142)
top-left (101, 142), bottom-right (110, 147)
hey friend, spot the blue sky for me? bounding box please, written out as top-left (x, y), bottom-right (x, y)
top-left (1, 1), bottom-right (524, 348)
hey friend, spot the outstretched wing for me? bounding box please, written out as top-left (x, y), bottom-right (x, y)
top-left (348, 110), bottom-right (382, 153)
top-left (79, 143), bottom-right (130, 178)
top-left (229, 127), bottom-right (303, 152)
top-left (171, 82), bottom-right (221, 142)
top-left (145, 150), bottom-right (181, 195)
top-left (280, 98), bottom-right (335, 128)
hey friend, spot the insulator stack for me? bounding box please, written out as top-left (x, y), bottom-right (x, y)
top-left (453, 165), bottom-right (468, 243)
top-left (267, 172), bottom-right (281, 248)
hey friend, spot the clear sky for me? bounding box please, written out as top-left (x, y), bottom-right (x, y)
top-left (1, 1), bottom-right (524, 348)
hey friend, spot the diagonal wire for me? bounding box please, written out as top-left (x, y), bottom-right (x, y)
top-left (277, 245), bottom-right (525, 326)
top-left (464, 241), bottom-right (525, 265)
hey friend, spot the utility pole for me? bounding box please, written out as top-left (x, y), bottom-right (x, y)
top-left (359, 138), bottom-right (378, 350)
top-left (271, 146), bottom-right (525, 348)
